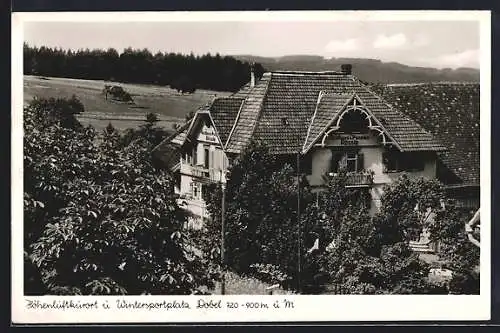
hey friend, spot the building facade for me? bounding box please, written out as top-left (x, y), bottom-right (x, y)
top-left (154, 66), bottom-right (458, 252)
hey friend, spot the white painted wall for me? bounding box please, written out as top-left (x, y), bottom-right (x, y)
top-left (307, 142), bottom-right (437, 213)
top-left (176, 116), bottom-right (229, 228)
top-left (306, 136), bottom-right (439, 252)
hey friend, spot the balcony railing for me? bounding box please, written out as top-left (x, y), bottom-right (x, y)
top-left (325, 172), bottom-right (374, 187)
top-left (181, 162), bottom-right (222, 182)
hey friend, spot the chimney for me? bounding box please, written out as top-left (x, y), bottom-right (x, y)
top-left (250, 62), bottom-right (256, 88)
top-left (341, 64), bottom-right (352, 75)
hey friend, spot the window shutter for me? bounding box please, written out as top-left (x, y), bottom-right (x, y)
top-left (357, 153), bottom-right (364, 171)
top-left (197, 145), bottom-right (204, 166)
top-left (382, 151), bottom-right (389, 173)
top-left (214, 149), bottom-right (219, 170)
top-left (302, 155), bottom-right (312, 175)
top-left (223, 153), bottom-right (228, 170)
top-left (194, 146), bottom-right (202, 165)
top-left (339, 153), bottom-right (348, 171)
top-left (331, 152), bottom-right (340, 172)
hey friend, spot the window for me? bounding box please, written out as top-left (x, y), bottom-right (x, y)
top-left (382, 151), bottom-right (399, 172)
top-left (191, 182), bottom-right (202, 200)
top-left (301, 155), bottom-right (312, 175)
top-left (400, 154), bottom-right (425, 172)
top-left (185, 152), bottom-right (193, 165)
top-left (410, 233), bottom-right (422, 242)
top-left (383, 151), bottom-right (425, 173)
top-left (331, 151), bottom-right (364, 173)
top-left (339, 109), bottom-right (370, 134)
top-left (346, 153), bottom-right (358, 172)
top-left (192, 147), bottom-right (197, 165)
top-left (204, 147), bottom-right (210, 169)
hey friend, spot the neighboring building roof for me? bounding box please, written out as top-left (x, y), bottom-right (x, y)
top-left (373, 83), bottom-right (480, 186)
top-left (169, 120), bottom-right (191, 145)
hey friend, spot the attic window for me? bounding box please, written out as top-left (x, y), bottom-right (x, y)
top-left (339, 109), bottom-right (370, 134)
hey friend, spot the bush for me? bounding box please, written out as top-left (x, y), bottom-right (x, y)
top-left (103, 85), bottom-right (134, 103)
top-left (24, 97), bottom-right (218, 295)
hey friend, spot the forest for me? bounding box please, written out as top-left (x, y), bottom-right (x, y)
top-left (23, 44), bottom-right (265, 93)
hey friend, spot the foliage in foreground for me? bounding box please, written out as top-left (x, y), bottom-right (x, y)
top-left (203, 141), bottom-right (318, 290)
top-left (430, 202), bottom-right (480, 294)
top-left (319, 176), bottom-right (445, 294)
top-left (204, 141), bottom-right (477, 294)
top-left (24, 97), bottom-right (218, 295)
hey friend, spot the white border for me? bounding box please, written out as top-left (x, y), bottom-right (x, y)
top-left (12, 11), bottom-right (491, 324)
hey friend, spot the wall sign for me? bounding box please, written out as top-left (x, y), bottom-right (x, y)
top-left (326, 134), bottom-right (373, 147)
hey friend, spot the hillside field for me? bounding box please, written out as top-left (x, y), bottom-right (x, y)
top-left (23, 75), bottom-right (231, 132)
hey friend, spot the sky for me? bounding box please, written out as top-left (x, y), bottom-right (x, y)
top-left (24, 20), bottom-right (480, 69)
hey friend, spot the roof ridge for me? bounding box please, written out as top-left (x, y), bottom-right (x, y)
top-left (271, 70), bottom-right (346, 76)
top-left (214, 96), bottom-right (246, 101)
top-left (225, 73), bottom-right (272, 153)
top-left (302, 90), bottom-right (325, 153)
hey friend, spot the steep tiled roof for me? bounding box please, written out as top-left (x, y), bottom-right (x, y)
top-left (249, 72), bottom-right (446, 154)
top-left (439, 145), bottom-right (479, 185)
top-left (251, 72), bottom-right (357, 154)
top-left (225, 73), bottom-right (272, 153)
top-left (154, 71), bottom-right (447, 169)
top-left (354, 85), bottom-right (446, 152)
top-left (154, 142), bottom-right (181, 170)
top-left (303, 91), bottom-right (353, 152)
top-left (209, 97), bottom-right (245, 147)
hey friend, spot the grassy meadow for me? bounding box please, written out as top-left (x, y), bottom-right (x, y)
top-left (23, 75), bottom-right (231, 132)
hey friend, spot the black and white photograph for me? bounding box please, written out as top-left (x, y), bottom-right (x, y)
top-left (12, 10), bottom-right (491, 323)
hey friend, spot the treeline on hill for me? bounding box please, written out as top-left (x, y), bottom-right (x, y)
top-left (23, 43), bottom-right (266, 93)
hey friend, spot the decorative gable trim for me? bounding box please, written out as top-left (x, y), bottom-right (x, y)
top-left (350, 94), bottom-right (403, 151)
top-left (302, 93), bottom-right (403, 154)
top-left (302, 92), bottom-right (354, 154)
top-left (184, 110), bottom-right (225, 150)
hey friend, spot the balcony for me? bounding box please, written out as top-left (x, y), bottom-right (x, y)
top-left (325, 171), bottom-right (374, 188)
top-left (180, 162), bottom-right (223, 183)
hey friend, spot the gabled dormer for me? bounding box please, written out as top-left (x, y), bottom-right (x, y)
top-left (303, 92), bottom-right (400, 154)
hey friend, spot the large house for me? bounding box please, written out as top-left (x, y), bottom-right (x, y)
top-left (153, 64), bottom-right (474, 252)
